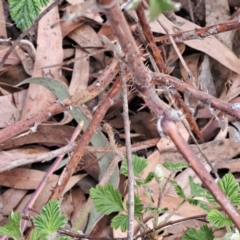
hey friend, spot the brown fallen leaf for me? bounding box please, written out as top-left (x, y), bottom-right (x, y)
top-left (150, 14), bottom-right (240, 75)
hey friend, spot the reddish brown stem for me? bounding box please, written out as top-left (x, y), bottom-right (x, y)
top-left (154, 72), bottom-right (240, 120)
top-left (162, 118), bottom-right (240, 228)
top-left (155, 18), bottom-right (240, 44)
top-left (0, 60), bottom-right (119, 143)
top-left (135, 4), bottom-right (201, 141)
top-left (99, 0), bottom-right (240, 230)
top-left (136, 2), bottom-right (168, 73)
top-left (49, 77), bottom-right (121, 200)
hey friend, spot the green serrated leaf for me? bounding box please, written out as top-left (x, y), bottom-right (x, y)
top-left (207, 209), bottom-right (233, 228)
top-left (111, 214), bottom-right (128, 232)
top-left (30, 229), bottom-right (47, 240)
top-left (0, 212), bottom-right (22, 238)
top-left (206, 173), bottom-right (240, 207)
top-left (206, 191), bottom-right (219, 206)
top-left (148, 0), bottom-right (180, 21)
top-left (18, 77), bottom-right (120, 234)
top-left (169, 180), bottom-right (185, 199)
top-left (163, 162), bottom-right (188, 172)
top-left (90, 184), bottom-right (124, 215)
top-left (187, 199), bottom-right (211, 212)
top-left (144, 207), bottom-right (168, 214)
top-left (120, 155), bottom-right (148, 177)
top-left (136, 179), bottom-right (144, 186)
top-left (9, 0), bottom-right (50, 30)
top-left (33, 199), bottom-right (67, 235)
top-left (189, 176), bottom-right (208, 197)
top-left (126, 195), bottom-right (143, 217)
top-left (182, 225), bottom-right (214, 240)
top-left (144, 172), bottom-right (154, 184)
top-left (134, 195), bottom-right (144, 217)
top-left (219, 173), bottom-right (240, 205)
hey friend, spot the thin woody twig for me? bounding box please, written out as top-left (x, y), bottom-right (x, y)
top-left (156, 20), bottom-right (218, 177)
top-left (136, 1), bottom-right (202, 141)
top-left (85, 138), bottom-right (160, 154)
top-left (158, 20), bottom-right (196, 86)
top-left (0, 60), bottom-right (119, 143)
top-left (136, 2), bottom-right (168, 74)
top-left (49, 77), bottom-right (121, 200)
top-left (0, 0), bottom-right (62, 71)
top-left (21, 121), bottom-right (83, 234)
top-left (154, 73), bottom-right (240, 120)
top-left (120, 63), bottom-right (134, 240)
top-left (155, 18), bottom-right (240, 45)
top-left (99, 0), bottom-right (240, 230)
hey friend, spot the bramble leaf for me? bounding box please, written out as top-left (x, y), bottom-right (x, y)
top-left (206, 173), bottom-right (240, 206)
top-left (145, 207), bottom-right (168, 214)
top-left (189, 176), bottom-right (208, 197)
top-left (182, 225), bottom-right (214, 240)
top-left (9, 0), bottom-right (50, 30)
top-left (120, 155), bottom-right (148, 177)
top-left (90, 184), bottom-right (124, 215)
top-left (0, 212), bottom-right (22, 238)
top-left (163, 162), bottom-right (188, 172)
top-left (30, 229), bottom-right (47, 240)
top-left (126, 195), bottom-right (143, 217)
top-left (187, 199), bottom-right (211, 212)
top-left (111, 214), bottom-right (128, 232)
top-left (169, 180), bottom-right (185, 199)
top-left (144, 172), bottom-right (154, 184)
top-left (219, 173), bottom-right (240, 205)
top-left (207, 209), bottom-right (233, 228)
top-left (33, 199), bottom-right (67, 235)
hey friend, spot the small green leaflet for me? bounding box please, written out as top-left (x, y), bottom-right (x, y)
top-left (148, 0), bottom-right (180, 21)
top-left (182, 225), bottom-right (214, 240)
top-left (90, 184), bottom-right (124, 215)
top-left (58, 237), bottom-right (72, 240)
top-left (219, 173), bottom-right (240, 206)
top-left (163, 162), bottom-right (188, 172)
top-left (144, 172), bottom-right (154, 184)
top-left (206, 173), bottom-right (240, 206)
top-left (120, 155), bottom-right (148, 177)
top-left (187, 199), bottom-right (211, 212)
top-left (207, 209), bottom-right (233, 228)
top-left (169, 180), bottom-right (185, 199)
top-left (144, 207), bottom-right (168, 214)
top-left (33, 199), bottom-right (67, 235)
top-left (30, 229), bottom-right (47, 240)
top-left (9, 0), bottom-right (50, 30)
top-left (0, 212), bottom-right (22, 238)
top-left (111, 214), bottom-right (128, 232)
top-left (136, 172), bottom-right (154, 186)
top-left (126, 195), bottom-right (143, 217)
top-left (189, 176), bottom-right (208, 197)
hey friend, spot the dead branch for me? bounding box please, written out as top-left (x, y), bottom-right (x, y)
top-left (98, 0), bottom-right (240, 230)
top-left (154, 72), bottom-right (240, 120)
top-left (0, 60), bottom-right (119, 143)
top-left (49, 77), bottom-right (121, 200)
top-left (155, 18), bottom-right (240, 45)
